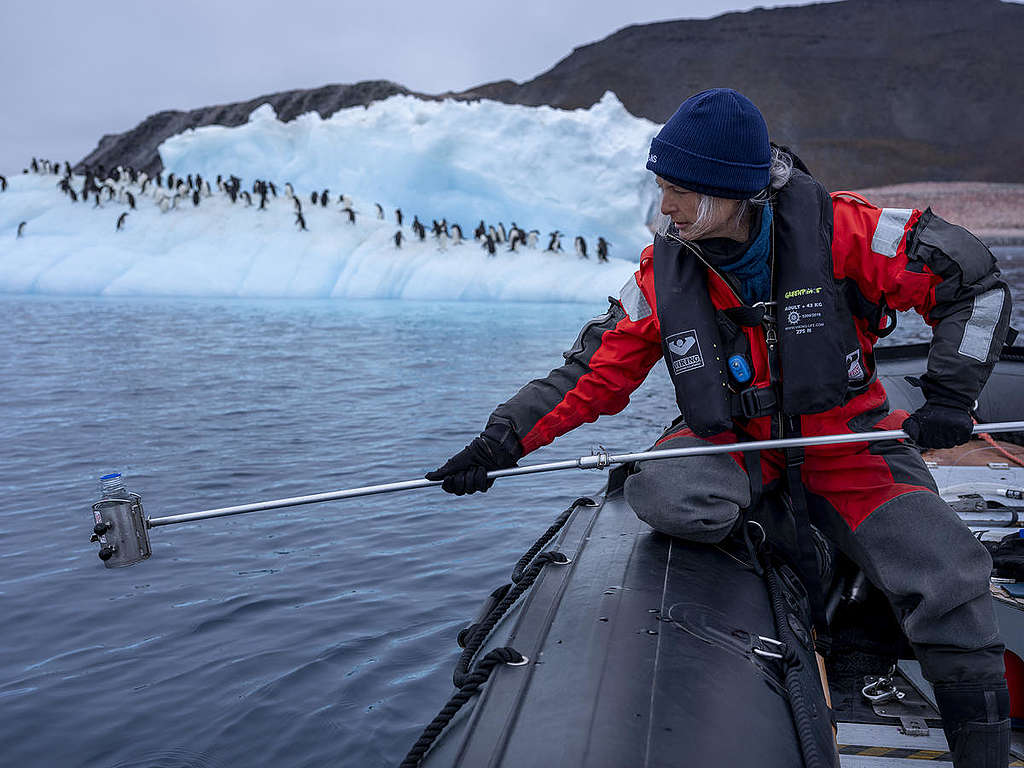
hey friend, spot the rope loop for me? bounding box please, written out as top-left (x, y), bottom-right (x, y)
top-left (399, 647), bottom-right (525, 768)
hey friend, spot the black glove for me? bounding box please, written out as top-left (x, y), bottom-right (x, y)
top-left (902, 402), bottom-right (974, 449)
top-left (426, 421), bottom-right (522, 495)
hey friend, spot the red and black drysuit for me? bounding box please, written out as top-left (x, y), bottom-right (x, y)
top-left (482, 169), bottom-right (1013, 696)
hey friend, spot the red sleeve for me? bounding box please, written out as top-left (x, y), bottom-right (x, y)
top-left (830, 192), bottom-right (938, 317)
top-left (493, 249), bottom-right (663, 455)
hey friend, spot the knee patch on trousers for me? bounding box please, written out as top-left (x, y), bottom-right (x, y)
top-left (623, 435), bottom-right (750, 543)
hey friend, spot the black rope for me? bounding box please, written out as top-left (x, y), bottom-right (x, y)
top-left (454, 550), bottom-right (567, 687)
top-left (511, 497), bottom-right (593, 582)
top-left (453, 497), bottom-right (592, 686)
top-left (764, 564), bottom-right (836, 768)
top-left (400, 647), bottom-right (523, 768)
top-left (399, 496), bottom-right (594, 766)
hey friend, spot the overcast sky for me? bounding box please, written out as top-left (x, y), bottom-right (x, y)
top-left (0, 0), bottom-right (836, 175)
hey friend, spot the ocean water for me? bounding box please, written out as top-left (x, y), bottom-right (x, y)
top-left (2, 248), bottom-right (1021, 768)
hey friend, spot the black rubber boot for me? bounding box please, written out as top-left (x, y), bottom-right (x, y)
top-left (933, 682), bottom-right (1011, 768)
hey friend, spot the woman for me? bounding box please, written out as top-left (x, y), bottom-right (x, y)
top-left (428, 88), bottom-right (1013, 767)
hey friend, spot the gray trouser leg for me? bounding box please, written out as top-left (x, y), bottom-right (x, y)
top-left (623, 434), bottom-right (749, 544)
top-left (817, 489), bottom-right (1004, 686)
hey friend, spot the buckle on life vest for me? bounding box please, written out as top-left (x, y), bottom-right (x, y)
top-left (739, 386), bottom-right (778, 419)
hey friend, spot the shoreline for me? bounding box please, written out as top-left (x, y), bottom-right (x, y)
top-left (853, 182), bottom-right (1024, 247)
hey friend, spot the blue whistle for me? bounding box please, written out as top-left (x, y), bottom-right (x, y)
top-left (728, 354), bottom-right (753, 385)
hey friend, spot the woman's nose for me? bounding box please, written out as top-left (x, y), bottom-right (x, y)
top-left (660, 192), bottom-right (673, 215)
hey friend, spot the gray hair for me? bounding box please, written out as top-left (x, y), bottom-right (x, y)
top-left (683, 146), bottom-right (794, 240)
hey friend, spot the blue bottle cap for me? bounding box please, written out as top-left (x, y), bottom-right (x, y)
top-left (100, 473), bottom-right (122, 480)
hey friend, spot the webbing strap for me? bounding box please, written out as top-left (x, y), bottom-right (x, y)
top-left (783, 416), bottom-right (830, 649)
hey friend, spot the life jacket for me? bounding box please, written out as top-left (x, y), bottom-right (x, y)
top-left (652, 170), bottom-right (868, 437)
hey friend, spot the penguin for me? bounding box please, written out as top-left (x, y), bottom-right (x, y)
top-left (488, 225), bottom-right (498, 242)
top-left (126, 191), bottom-right (136, 209)
top-left (415, 222), bottom-right (426, 241)
top-left (268, 182), bottom-right (277, 197)
top-left (69, 189), bottom-right (78, 203)
top-left (508, 230), bottom-right (523, 251)
top-left (432, 220), bottom-right (441, 238)
top-left (241, 191), bottom-right (252, 207)
top-left (375, 203), bottom-right (384, 219)
top-left (311, 191), bottom-right (319, 206)
top-left (413, 215), bottom-right (421, 232)
top-left (258, 187), bottom-right (268, 210)
top-left (203, 180), bottom-right (212, 198)
top-left (527, 230), bottom-right (539, 248)
top-left (159, 196), bottom-right (170, 213)
top-left (116, 212), bottom-right (128, 231)
top-left (64, 162), bottom-right (72, 178)
top-left (482, 234), bottom-right (496, 256)
top-left (396, 208), bottom-right (403, 226)
top-left (167, 172), bottom-right (175, 189)
top-left (321, 189), bottom-right (329, 207)
top-left (192, 190), bottom-right (200, 207)
top-left (140, 179), bottom-right (149, 195)
top-left (575, 236), bottom-right (588, 259)
top-left (451, 224), bottom-right (463, 243)
top-left (94, 192), bottom-right (102, 208)
top-left (0, 174), bottom-right (6, 191)
top-left (295, 211), bottom-right (307, 231)
top-left (438, 231), bottom-right (449, 252)
top-left (346, 208), bottom-right (356, 224)
top-left (394, 230), bottom-right (403, 249)
top-left (497, 222), bottom-right (507, 243)
top-left (597, 237), bottom-right (609, 262)
top-left (17, 221), bottom-right (26, 238)
top-left (285, 183), bottom-right (294, 199)
top-left (31, 158), bottom-right (39, 173)
top-left (157, 173), bottom-right (164, 188)
top-left (474, 220), bottom-right (486, 240)
top-left (293, 196), bottom-right (302, 213)
top-left (546, 231), bottom-right (563, 252)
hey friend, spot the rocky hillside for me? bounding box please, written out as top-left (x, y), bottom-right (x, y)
top-left (80, 0), bottom-right (1024, 190)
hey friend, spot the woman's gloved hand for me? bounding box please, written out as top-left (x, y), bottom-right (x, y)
top-left (426, 421), bottom-right (522, 495)
top-left (902, 402), bottom-right (974, 449)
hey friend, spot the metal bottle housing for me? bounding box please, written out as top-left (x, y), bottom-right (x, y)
top-left (91, 492), bottom-right (151, 568)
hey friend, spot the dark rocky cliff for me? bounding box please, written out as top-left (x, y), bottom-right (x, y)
top-left (79, 0), bottom-right (1024, 189)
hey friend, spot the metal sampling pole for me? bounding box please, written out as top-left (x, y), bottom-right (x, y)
top-left (147, 421), bottom-right (1024, 528)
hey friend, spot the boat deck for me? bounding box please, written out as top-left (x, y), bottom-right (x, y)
top-left (836, 440), bottom-right (1024, 766)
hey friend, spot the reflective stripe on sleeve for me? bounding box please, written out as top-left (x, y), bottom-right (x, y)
top-left (619, 275), bottom-right (651, 321)
top-left (870, 208), bottom-right (914, 258)
top-left (959, 288), bottom-right (1005, 362)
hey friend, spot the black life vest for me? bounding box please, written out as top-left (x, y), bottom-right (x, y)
top-left (653, 170), bottom-right (864, 437)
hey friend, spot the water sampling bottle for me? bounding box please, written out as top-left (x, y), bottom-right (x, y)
top-left (90, 473), bottom-right (151, 568)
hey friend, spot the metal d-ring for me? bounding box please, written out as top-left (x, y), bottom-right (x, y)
top-left (506, 655), bottom-right (530, 666)
top-left (745, 520), bottom-right (767, 548)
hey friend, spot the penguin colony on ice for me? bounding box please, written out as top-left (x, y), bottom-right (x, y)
top-left (10, 158), bottom-right (613, 263)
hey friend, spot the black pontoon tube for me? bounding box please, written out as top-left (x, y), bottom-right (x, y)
top-left (147, 421), bottom-right (1024, 528)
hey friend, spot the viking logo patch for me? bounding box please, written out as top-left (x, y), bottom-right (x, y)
top-left (666, 330), bottom-right (703, 374)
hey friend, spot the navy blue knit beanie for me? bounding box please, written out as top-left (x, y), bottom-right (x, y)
top-left (647, 88), bottom-right (770, 199)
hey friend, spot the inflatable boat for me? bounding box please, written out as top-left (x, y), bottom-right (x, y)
top-left (405, 343), bottom-right (1024, 767)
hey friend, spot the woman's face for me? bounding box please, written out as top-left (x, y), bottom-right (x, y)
top-left (656, 177), bottom-right (743, 240)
